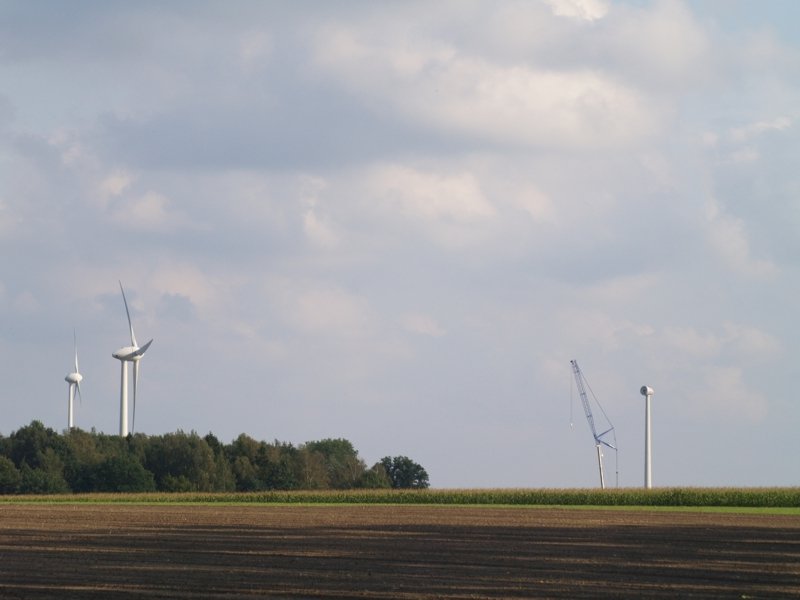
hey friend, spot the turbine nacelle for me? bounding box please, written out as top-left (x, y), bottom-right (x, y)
top-left (640, 386), bottom-right (654, 397)
top-left (112, 339), bottom-right (152, 362)
top-left (65, 372), bottom-right (83, 384)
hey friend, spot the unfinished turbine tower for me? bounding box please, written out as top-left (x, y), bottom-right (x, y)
top-left (570, 360), bottom-right (618, 489)
top-left (640, 385), bottom-right (654, 488)
top-left (112, 282), bottom-right (153, 436)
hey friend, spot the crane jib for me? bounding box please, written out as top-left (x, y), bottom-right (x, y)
top-left (570, 359), bottom-right (619, 488)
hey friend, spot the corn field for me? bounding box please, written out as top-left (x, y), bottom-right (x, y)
top-left (3, 487), bottom-right (799, 507)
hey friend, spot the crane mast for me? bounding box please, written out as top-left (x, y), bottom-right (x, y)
top-left (570, 360), bottom-right (617, 489)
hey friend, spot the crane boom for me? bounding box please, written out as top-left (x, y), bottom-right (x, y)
top-left (570, 360), bottom-right (618, 489)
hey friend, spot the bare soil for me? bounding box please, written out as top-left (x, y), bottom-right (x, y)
top-left (0, 504), bottom-right (797, 598)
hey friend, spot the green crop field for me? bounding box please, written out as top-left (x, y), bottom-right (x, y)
top-left (2, 487), bottom-right (799, 511)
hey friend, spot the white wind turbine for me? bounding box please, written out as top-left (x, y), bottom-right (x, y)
top-left (112, 282), bottom-right (153, 436)
top-left (64, 331), bottom-right (83, 430)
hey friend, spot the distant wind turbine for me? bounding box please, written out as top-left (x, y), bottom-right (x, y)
top-left (64, 331), bottom-right (83, 430)
top-left (112, 282), bottom-right (153, 436)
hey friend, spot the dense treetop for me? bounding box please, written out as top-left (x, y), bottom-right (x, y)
top-left (0, 421), bottom-right (429, 494)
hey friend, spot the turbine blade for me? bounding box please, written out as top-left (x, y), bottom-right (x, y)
top-left (119, 281), bottom-right (138, 348)
top-left (135, 339), bottom-right (153, 356)
top-left (73, 330), bottom-right (80, 373)
top-left (76, 380), bottom-right (83, 405)
top-left (132, 360), bottom-right (139, 434)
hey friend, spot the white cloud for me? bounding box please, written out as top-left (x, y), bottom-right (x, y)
top-left (687, 366), bottom-right (768, 421)
top-left (313, 27), bottom-right (660, 149)
top-left (360, 164), bottom-right (497, 249)
top-left (148, 263), bottom-right (224, 317)
top-left (402, 313), bottom-right (446, 337)
top-left (604, 0), bottom-right (712, 90)
top-left (12, 290), bottom-right (39, 314)
top-left (720, 322), bottom-right (781, 359)
top-left (420, 61), bottom-right (657, 148)
top-left (511, 184), bottom-right (557, 223)
top-left (700, 131), bottom-right (718, 147)
top-left (98, 170), bottom-right (134, 201)
top-left (299, 176), bottom-right (340, 249)
top-left (705, 201), bottom-right (778, 278)
top-left (368, 164), bottom-right (494, 223)
top-left (556, 307), bottom-right (653, 353)
top-left (544, 0), bottom-right (609, 22)
top-left (238, 30), bottom-right (272, 69)
top-left (275, 283), bottom-right (374, 338)
top-left (659, 323), bottom-right (779, 363)
top-left (728, 147), bottom-right (759, 164)
top-left (579, 273), bottom-right (660, 308)
top-left (729, 117), bottom-right (792, 142)
top-left (303, 209), bottom-right (340, 249)
top-left (661, 326), bottom-right (721, 360)
top-left (110, 191), bottom-right (186, 232)
top-left (47, 128), bottom-right (87, 166)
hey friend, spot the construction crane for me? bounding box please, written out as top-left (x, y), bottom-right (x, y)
top-left (570, 359), bottom-right (618, 489)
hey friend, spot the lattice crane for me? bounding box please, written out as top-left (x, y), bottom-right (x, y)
top-left (570, 359), bottom-right (618, 489)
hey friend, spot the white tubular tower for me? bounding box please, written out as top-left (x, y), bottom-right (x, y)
top-left (119, 360), bottom-right (129, 436)
top-left (640, 385), bottom-right (654, 489)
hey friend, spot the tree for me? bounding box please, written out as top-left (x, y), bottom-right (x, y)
top-left (231, 455), bottom-right (260, 491)
top-left (0, 423), bottom-right (421, 494)
top-left (379, 456), bottom-right (429, 489)
top-left (357, 463), bottom-right (391, 489)
top-left (9, 421), bottom-right (67, 470)
top-left (62, 429), bottom-right (102, 492)
top-left (92, 454), bottom-right (156, 493)
top-left (226, 433), bottom-right (261, 464)
top-left (144, 432), bottom-right (216, 492)
top-left (296, 446), bottom-right (330, 489)
top-left (18, 463), bottom-right (70, 494)
top-left (304, 439), bottom-right (366, 489)
top-left (0, 456), bottom-right (21, 493)
top-left (258, 442), bottom-right (298, 490)
top-left (204, 433), bottom-right (236, 491)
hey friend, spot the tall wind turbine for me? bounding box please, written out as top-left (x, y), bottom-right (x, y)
top-left (64, 331), bottom-right (83, 430)
top-left (112, 282), bottom-right (153, 436)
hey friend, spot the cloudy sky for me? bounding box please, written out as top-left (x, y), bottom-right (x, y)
top-left (1, 0), bottom-right (798, 488)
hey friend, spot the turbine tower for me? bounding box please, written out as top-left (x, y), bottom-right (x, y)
top-left (640, 385), bottom-right (654, 489)
top-left (64, 331), bottom-right (83, 430)
top-left (112, 282), bottom-right (153, 436)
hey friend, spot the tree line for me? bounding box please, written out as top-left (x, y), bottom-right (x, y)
top-left (0, 421), bottom-right (429, 494)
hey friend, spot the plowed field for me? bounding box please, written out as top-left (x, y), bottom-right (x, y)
top-left (0, 504), bottom-right (797, 598)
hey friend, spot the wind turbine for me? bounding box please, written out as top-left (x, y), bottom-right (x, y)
top-left (112, 282), bottom-right (153, 436)
top-left (64, 331), bottom-right (83, 430)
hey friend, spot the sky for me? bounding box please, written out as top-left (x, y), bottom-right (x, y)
top-left (1, 0), bottom-right (798, 488)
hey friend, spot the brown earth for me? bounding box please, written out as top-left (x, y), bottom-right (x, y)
top-left (0, 504), bottom-right (798, 599)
